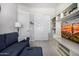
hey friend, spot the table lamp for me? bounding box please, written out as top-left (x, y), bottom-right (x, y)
top-left (15, 22), bottom-right (21, 32)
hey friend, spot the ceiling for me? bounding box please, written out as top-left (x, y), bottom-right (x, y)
top-left (18, 3), bottom-right (59, 8)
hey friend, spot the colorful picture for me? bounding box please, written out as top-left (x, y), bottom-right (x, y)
top-left (61, 20), bottom-right (79, 43)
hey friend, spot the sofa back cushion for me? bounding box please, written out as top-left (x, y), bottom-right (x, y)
top-left (0, 34), bottom-right (6, 51)
top-left (5, 32), bottom-right (18, 47)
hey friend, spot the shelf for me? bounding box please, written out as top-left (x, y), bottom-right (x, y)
top-left (62, 3), bottom-right (78, 19)
top-left (57, 48), bottom-right (67, 56)
top-left (54, 37), bottom-right (79, 55)
top-left (56, 41), bottom-right (70, 56)
top-left (53, 3), bottom-right (79, 56)
top-left (58, 44), bottom-right (70, 55)
top-left (61, 10), bottom-right (79, 21)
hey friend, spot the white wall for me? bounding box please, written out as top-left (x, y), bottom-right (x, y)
top-left (29, 14), bottom-right (34, 40)
top-left (55, 16), bottom-right (61, 38)
top-left (29, 7), bottom-right (55, 18)
top-left (0, 3), bottom-right (17, 34)
top-left (17, 5), bottom-right (30, 41)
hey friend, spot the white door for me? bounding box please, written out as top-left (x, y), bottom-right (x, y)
top-left (34, 14), bottom-right (50, 40)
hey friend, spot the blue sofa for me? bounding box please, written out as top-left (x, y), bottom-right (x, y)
top-left (0, 32), bottom-right (43, 56)
top-left (0, 32), bottom-right (29, 56)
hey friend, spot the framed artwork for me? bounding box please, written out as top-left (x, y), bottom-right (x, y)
top-left (61, 17), bottom-right (79, 43)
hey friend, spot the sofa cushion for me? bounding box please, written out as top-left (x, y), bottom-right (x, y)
top-left (0, 42), bottom-right (27, 56)
top-left (0, 34), bottom-right (6, 51)
top-left (5, 32), bottom-right (18, 47)
top-left (20, 47), bottom-right (43, 56)
top-left (19, 39), bottom-right (30, 47)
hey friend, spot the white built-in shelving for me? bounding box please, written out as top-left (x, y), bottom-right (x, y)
top-left (53, 3), bottom-right (79, 56)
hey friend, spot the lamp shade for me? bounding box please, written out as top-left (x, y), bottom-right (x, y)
top-left (15, 22), bottom-right (21, 28)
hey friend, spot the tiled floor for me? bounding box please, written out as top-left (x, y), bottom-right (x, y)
top-left (30, 39), bottom-right (59, 56)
